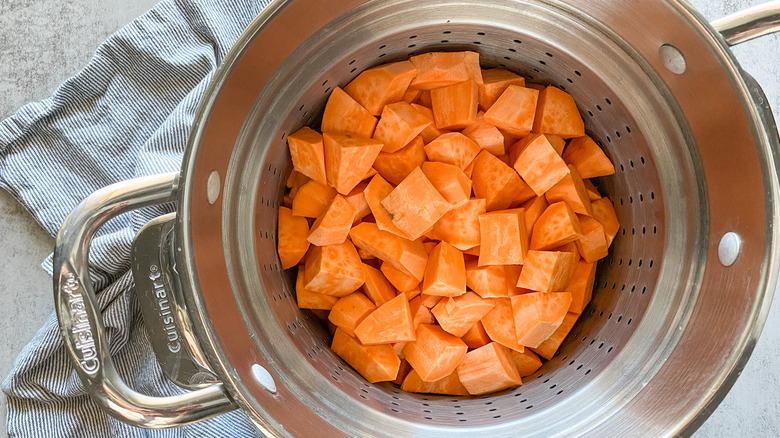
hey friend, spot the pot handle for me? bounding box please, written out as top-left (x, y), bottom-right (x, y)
top-left (712, 1), bottom-right (780, 46)
top-left (53, 172), bottom-right (236, 428)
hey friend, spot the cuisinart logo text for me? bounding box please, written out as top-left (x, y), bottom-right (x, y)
top-left (64, 273), bottom-right (99, 374)
top-left (149, 265), bottom-right (182, 354)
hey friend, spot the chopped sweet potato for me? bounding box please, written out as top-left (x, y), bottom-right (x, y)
top-left (321, 87), bottom-right (378, 138)
top-left (402, 323), bottom-right (468, 382)
top-left (521, 196), bottom-right (549, 235)
top-left (465, 260), bottom-right (509, 298)
top-left (532, 312), bottom-right (579, 360)
top-left (354, 293), bottom-right (416, 345)
top-left (591, 198), bottom-right (619, 246)
top-left (401, 369), bottom-right (469, 395)
top-left (372, 136), bottom-right (426, 185)
top-left (402, 88), bottom-right (422, 103)
top-left (432, 292), bottom-right (495, 337)
top-left (363, 264), bottom-right (398, 306)
top-left (582, 178), bottom-right (602, 201)
top-left (380, 262), bottom-right (420, 292)
top-left (364, 174), bottom-right (409, 238)
top-left (409, 51), bottom-right (483, 90)
top-left (513, 133), bottom-right (570, 196)
top-left (545, 134), bottom-right (566, 156)
top-left (511, 292), bottom-right (572, 348)
top-left (304, 241), bottom-right (366, 296)
top-left (532, 86), bottom-right (585, 139)
top-left (575, 215), bottom-right (609, 262)
top-left (287, 127), bottom-right (327, 185)
top-left (424, 132), bottom-right (481, 170)
top-left (431, 80), bottom-right (479, 130)
top-left (420, 161), bottom-right (472, 208)
top-left (478, 209), bottom-right (528, 266)
top-left (461, 321), bottom-right (492, 349)
top-left (562, 135), bottom-right (615, 178)
top-left (530, 202), bottom-right (583, 250)
top-left (292, 180), bottom-right (337, 218)
top-left (471, 150), bottom-right (534, 211)
top-left (331, 328), bottom-right (400, 383)
top-left (478, 69), bottom-right (526, 110)
top-left (343, 60), bottom-right (418, 115)
top-left (456, 342), bottom-right (522, 395)
top-left (413, 104), bottom-right (448, 143)
top-left (462, 111), bottom-right (505, 155)
top-left (307, 195), bottom-right (357, 246)
top-left (349, 222), bottom-right (429, 281)
top-left (373, 102), bottom-right (432, 153)
top-left (422, 241), bottom-right (467, 297)
top-left (344, 182), bottom-right (371, 223)
top-left (409, 295), bottom-right (435, 328)
top-left (509, 349), bottom-right (543, 377)
top-left (564, 261), bottom-right (596, 314)
top-left (278, 207), bottom-right (310, 269)
top-left (432, 198), bottom-right (486, 250)
top-left (419, 293), bottom-right (443, 309)
top-left (483, 85), bottom-right (539, 137)
top-left (323, 132), bottom-right (384, 195)
top-left (481, 298), bottom-right (524, 352)
top-left (329, 292), bottom-right (376, 337)
top-left (516, 250), bottom-right (579, 292)
top-left (545, 164), bottom-right (594, 216)
top-left (381, 167), bottom-right (452, 240)
top-left (393, 359), bottom-right (413, 384)
top-left (296, 267), bottom-right (339, 310)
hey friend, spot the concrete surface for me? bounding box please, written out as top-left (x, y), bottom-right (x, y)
top-left (0, 0), bottom-right (778, 437)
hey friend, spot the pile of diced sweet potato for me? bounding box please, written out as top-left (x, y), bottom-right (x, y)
top-left (277, 51), bottom-right (619, 396)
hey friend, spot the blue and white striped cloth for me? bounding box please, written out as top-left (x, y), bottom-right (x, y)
top-left (0, 1), bottom-right (271, 436)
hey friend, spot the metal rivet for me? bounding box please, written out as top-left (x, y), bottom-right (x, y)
top-left (659, 44), bottom-right (686, 74)
top-left (206, 170), bottom-right (220, 205)
top-left (251, 364), bottom-right (277, 393)
top-left (718, 232), bottom-right (741, 266)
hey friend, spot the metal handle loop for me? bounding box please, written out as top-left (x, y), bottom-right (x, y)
top-left (53, 172), bottom-right (235, 428)
top-left (712, 0), bottom-right (780, 46)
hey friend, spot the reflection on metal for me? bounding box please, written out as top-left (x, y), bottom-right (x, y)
top-left (712, 1), bottom-right (780, 45)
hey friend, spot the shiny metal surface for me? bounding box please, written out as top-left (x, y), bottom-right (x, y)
top-left (53, 172), bottom-right (236, 428)
top-left (712, 0), bottom-right (780, 45)
top-left (173, 0), bottom-right (780, 437)
top-left (132, 213), bottom-right (220, 390)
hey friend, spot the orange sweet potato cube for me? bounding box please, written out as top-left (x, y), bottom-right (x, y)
top-left (530, 202), bottom-right (583, 250)
top-left (532, 86), bottom-right (585, 139)
top-left (323, 132), bottom-right (384, 195)
top-left (278, 207), bottom-right (310, 270)
top-left (393, 359), bottom-right (413, 384)
top-left (431, 80), bottom-right (479, 130)
top-left (575, 215), bottom-right (609, 263)
top-left (531, 312), bottom-right (579, 360)
top-left (295, 266), bottom-right (338, 310)
top-left (402, 324), bottom-right (468, 382)
top-left (478, 209), bottom-right (528, 266)
top-left (513, 133), bottom-right (570, 196)
top-left (424, 132), bottom-right (481, 170)
top-left (307, 195), bottom-right (356, 246)
top-left (344, 182), bottom-right (371, 224)
top-left (483, 85), bottom-right (539, 137)
top-left (564, 261), bottom-right (596, 314)
top-left (354, 293), bottom-right (416, 345)
top-left (462, 111), bottom-right (505, 155)
top-left (509, 349), bottom-right (543, 377)
top-left (521, 196), bottom-right (549, 235)
top-left (412, 104), bottom-right (449, 143)
top-left (373, 102), bottom-right (432, 153)
top-left (546, 165), bottom-right (594, 216)
top-left (287, 127), bottom-right (327, 185)
top-left (328, 292), bottom-right (376, 337)
top-left (402, 88), bottom-right (422, 103)
top-left (331, 328), bottom-right (400, 383)
top-left (380, 262), bottom-right (420, 292)
top-left (321, 87), bottom-right (378, 138)
top-left (511, 292), bottom-right (572, 348)
top-left (364, 174), bottom-right (409, 238)
top-left (409, 296), bottom-right (435, 328)
top-left (591, 198), bottom-right (620, 246)
top-left (343, 60), bottom-right (418, 115)
top-left (401, 369), bottom-right (469, 396)
top-left (419, 293), bottom-right (443, 309)
top-left (409, 51), bottom-right (483, 90)
top-left (562, 135), bottom-right (615, 178)
top-left (456, 342), bottom-right (522, 395)
top-left (372, 136), bottom-right (426, 185)
top-left (582, 178), bottom-right (602, 201)
top-left (432, 198), bottom-right (485, 250)
top-left (471, 150), bottom-right (534, 212)
top-left (420, 161), bottom-right (472, 208)
top-left (545, 134), bottom-right (566, 155)
top-left (431, 292), bottom-right (495, 337)
top-left (291, 180), bottom-right (337, 218)
top-left (349, 222), bottom-right (429, 281)
top-left (422, 241), bottom-right (467, 297)
top-left (478, 68), bottom-right (526, 110)
top-left (516, 250), bottom-right (579, 292)
top-left (380, 167), bottom-right (452, 240)
top-left (465, 259), bottom-right (509, 298)
top-left (362, 264), bottom-right (397, 307)
top-left (461, 321), bottom-right (492, 349)
top-left (303, 241), bottom-right (365, 296)
top-left (481, 298), bottom-right (525, 352)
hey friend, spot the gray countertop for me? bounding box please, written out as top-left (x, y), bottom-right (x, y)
top-left (1, 0), bottom-right (779, 437)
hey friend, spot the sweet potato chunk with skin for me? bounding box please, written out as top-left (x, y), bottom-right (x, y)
top-left (362, 264), bottom-right (397, 306)
top-left (321, 87), bottom-right (378, 138)
top-left (481, 298), bottom-right (525, 352)
top-left (421, 161), bottom-right (472, 208)
top-left (465, 259), bottom-right (509, 298)
top-left (354, 293), bottom-right (416, 345)
top-left (381, 167), bottom-right (452, 241)
top-left (424, 132), bottom-right (481, 170)
top-left (532, 86), bottom-right (585, 139)
top-left (278, 207), bottom-right (310, 269)
top-left (292, 180), bottom-right (337, 218)
top-left (564, 261), bottom-right (596, 314)
top-left (575, 215), bottom-right (609, 262)
top-left (513, 133), bottom-right (570, 196)
top-left (462, 112), bottom-right (505, 155)
top-left (343, 60), bottom-right (418, 115)
top-left (409, 51), bottom-right (483, 90)
top-left (331, 329), bottom-right (400, 383)
top-left (364, 174), bottom-right (408, 238)
top-left (509, 349), bottom-right (543, 377)
top-left (478, 209), bottom-right (528, 266)
top-left (511, 292), bottom-right (572, 348)
top-left (401, 369), bottom-right (469, 395)
top-left (373, 102), bottom-right (432, 153)
top-left (431, 80), bottom-right (479, 130)
top-left (432, 198), bottom-right (485, 250)
top-left (532, 312), bottom-right (579, 360)
top-left (479, 68), bottom-right (526, 111)
top-left (307, 195), bottom-right (356, 246)
top-left (422, 241), bottom-right (467, 297)
top-left (530, 202), bottom-right (583, 250)
top-left (323, 132), bottom-right (384, 195)
top-left (563, 135), bottom-right (615, 178)
top-left (432, 292), bottom-right (495, 337)
top-left (483, 85), bottom-right (539, 137)
top-left (591, 198), bottom-right (620, 246)
top-left (304, 241), bottom-right (365, 296)
top-left (372, 136), bottom-right (426, 185)
top-left (457, 342), bottom-right (522, 395)
top-left (329, 292), bottom-right (376, 337)
top-left (516, 250), bottom-right (579, 293)
top-left (546, 165), bottom-right (594, 216)
top-left (296, 267), bottom-right (338, 310)
top-left (349, 222), bottom-right (429, 281)
top-left (402, 324), bottom-right (468, 382)
top-left (287, 127), bottom-right (327, 185)
top-left (461, 321), bottom-right (492, 349)
top-left (471, 150), bottom-right (534, 211)
top-left (344, 182), bottom-right (371, 223)
top-left (381, 262), bottom-right (420, 292)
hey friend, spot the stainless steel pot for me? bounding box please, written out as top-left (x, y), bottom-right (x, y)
top-left (53, 0), bottom-right (780, 436)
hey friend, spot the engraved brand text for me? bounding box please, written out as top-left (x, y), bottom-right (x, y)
top-left (149, 265), bottom-right (182, 353)
top-left (64, 274), bottom-right (99, 374)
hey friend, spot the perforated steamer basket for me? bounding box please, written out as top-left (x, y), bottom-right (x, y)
top-left (52, 0), bottom-right (780, 437)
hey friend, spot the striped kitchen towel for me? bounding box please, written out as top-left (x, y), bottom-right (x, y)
top-left (0, 0), bottom-right (271, 436)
